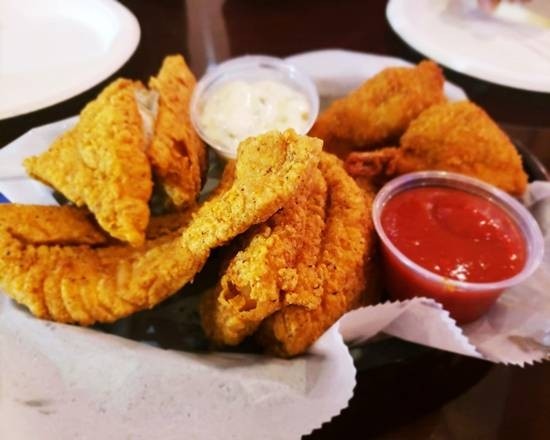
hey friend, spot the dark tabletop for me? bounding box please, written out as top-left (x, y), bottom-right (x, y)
top-left (1, 1), bottom-right (549, 438)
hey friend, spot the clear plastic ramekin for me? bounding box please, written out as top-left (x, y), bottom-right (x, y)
top-left (190, 55), bottom-right (319, 160)
top-left (372, 171), bottom-right (544, 324)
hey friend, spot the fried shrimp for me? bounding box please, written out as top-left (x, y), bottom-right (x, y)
top-left (0, 130), bottom-right (322, 325)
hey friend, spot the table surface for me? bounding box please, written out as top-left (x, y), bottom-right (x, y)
top-left (1, 1), bottom-right (549, 438)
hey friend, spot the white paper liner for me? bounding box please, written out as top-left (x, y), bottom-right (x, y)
top-left (0, 119), bottom-right (356, 439)
top-left (0, 297), bottom-right (355, 439)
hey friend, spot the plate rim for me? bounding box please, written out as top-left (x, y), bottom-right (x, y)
top-left (386, 0), bottom-right (550, 93)
top-left (285, 48), bottom-right (468, 101)
top-left (0, 0), bottom-right (141, 120)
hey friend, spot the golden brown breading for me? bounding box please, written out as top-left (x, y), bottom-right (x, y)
top-left (256, 153), bottom-right (374, 357)
top-left (145, 211), bottom-right (195, 239)
top-left (24, 79), bottom-right (153, 246)
top-left (309, 60), bottom-right (445, 158)
top-left (0, 204), bottom-right (107, 246)
top-left (200, 167), bottom-right (327, 346)
top-left (345, 101), bottom-right (528, 196)
top-left (0, 204), bottom-right (195, 247)
top-left (0, 130), bottom-right (322, 325)
top-left (345, 147), bottom-right (401, 188)
top-left (148, 55), bottom-right (207, 209)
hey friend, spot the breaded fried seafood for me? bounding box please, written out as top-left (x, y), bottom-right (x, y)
top-left (201, 167), bottom-right (327, 346)
top-left (24, 54), bottom-right (207, 246)
top-left (148, 55), bottom-right (207, 209)
top-left (201, 152), bottom-right (376, 357)
top-left (345, 101), bottom-right (528, 196)
top-left (24, 79), bottom-right (153, 246)
top-left (309, 60), bottom-right (445, 158)
top-left (0, 205), bottom-right (108, 246)
top-left (256, 153), bottom-right (374, 357)
top-left (0, 204), bottom-right (195, 246)
top-left (0, 130), bottom-right (322, 325)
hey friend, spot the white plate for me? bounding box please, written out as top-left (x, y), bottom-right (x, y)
top-left (0, 0), bottom-right (140, 119)
top-left (286, 49), bottom-right (467, 102)
top-left (386, 0), bottom-right (550, 92)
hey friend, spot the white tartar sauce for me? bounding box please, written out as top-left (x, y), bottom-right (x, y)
top-left (198, 80), bottom-right (310, 154)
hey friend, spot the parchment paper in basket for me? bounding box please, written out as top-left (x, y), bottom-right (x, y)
top-left (0, 118), bottom-right (356, 440)
top-left (340, 182), bottom-right (550, 367)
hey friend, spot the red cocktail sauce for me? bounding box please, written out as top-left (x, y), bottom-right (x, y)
top-left (380, 186), bottom-right (527, 323)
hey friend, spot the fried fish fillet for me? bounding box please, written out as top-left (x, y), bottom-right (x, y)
top-left (0, 203), bottom-right (195, 247)
top-left (200, 167), bottom-right (327, 346)
top-left (145, 211), bottom-right (195, 239)
top-left (0, 205), bottom-right (108, 246)
top-left (201, 152), bottom-right (374, 357)
top-left (345, 101), bottom-right (528, 196)
top-left (309, 60), bottom-right (445, 158)
top-left (148, 55), bottom-right (207, 209)
top-left (256, 153), bottom-right (374, 357)
top-left (0, 130), bottom-right (322, 325)
top-left (24, 79), bottom-right (153, 246)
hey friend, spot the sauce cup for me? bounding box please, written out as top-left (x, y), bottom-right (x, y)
top-left (372, 171), bottom-right (544, 324)
top-left (190, 55), bottom-right (319, 160)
